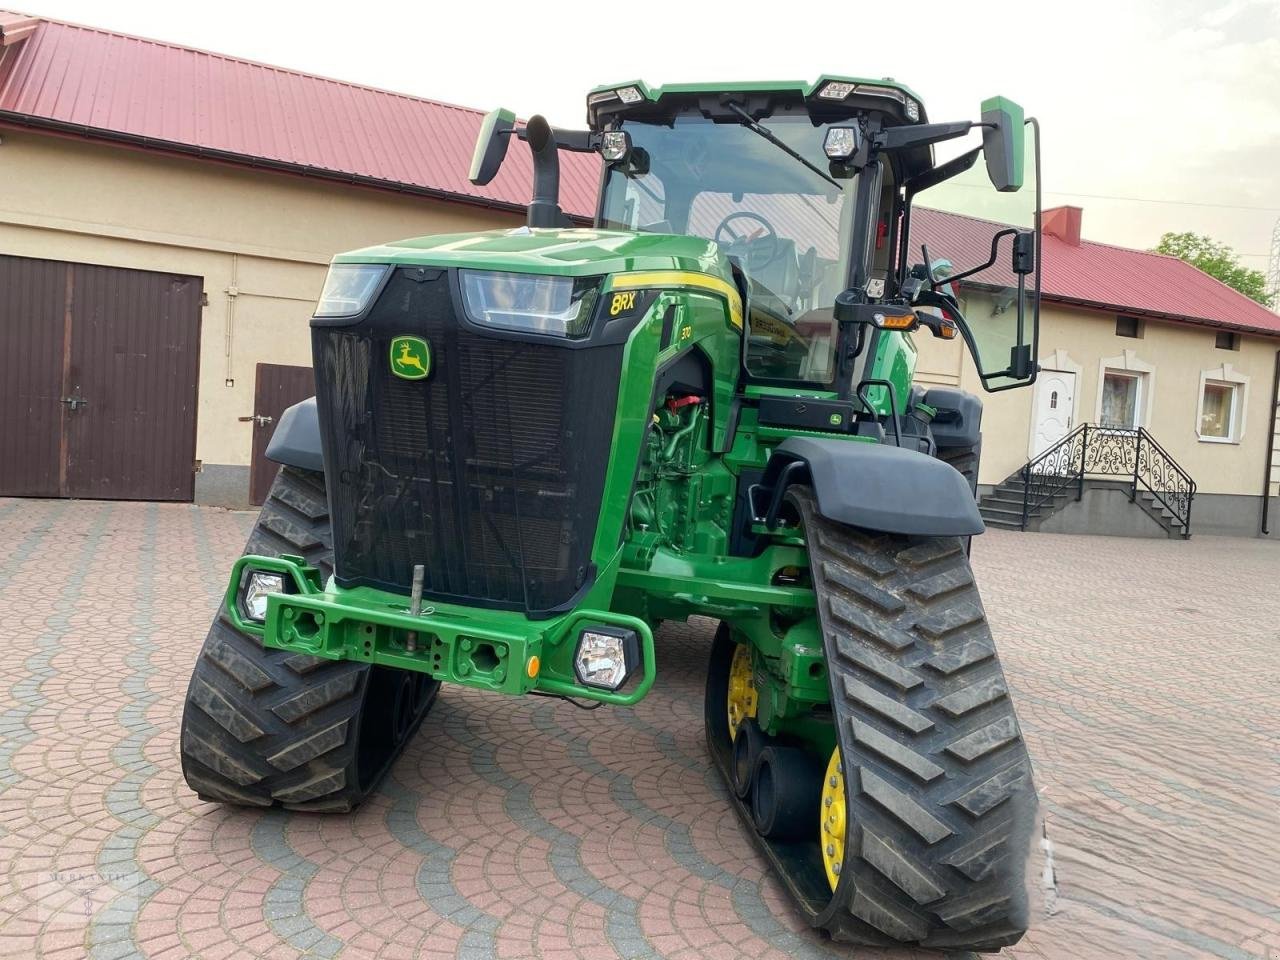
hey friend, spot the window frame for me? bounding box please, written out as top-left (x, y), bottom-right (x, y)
top-left (1196, 363), bottom-right (1250, 445)
top-left (1100, 369), bottom-right (1143, 429)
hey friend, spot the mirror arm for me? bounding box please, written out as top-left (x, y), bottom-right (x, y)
top-left (874, 120), bottom-right (974, 152)
top-left (941, 228), bottom-right (1018, 286)
top-left (903, 146), bottom-right (982, 197)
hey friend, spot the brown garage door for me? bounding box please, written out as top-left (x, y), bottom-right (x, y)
top-left (0, 254), bottom-right (202, 501)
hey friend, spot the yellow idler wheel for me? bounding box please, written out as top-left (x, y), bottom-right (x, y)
top-left (820, 747), bottom-right (846, 890)
top-left (726, 644), bottom-right (758, 739)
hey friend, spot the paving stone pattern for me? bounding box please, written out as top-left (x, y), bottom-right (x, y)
top-left (0, 498), bottom-right (1276, 959)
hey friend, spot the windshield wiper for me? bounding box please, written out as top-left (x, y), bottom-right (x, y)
top-left (723, 101), bottom-right (841, 190)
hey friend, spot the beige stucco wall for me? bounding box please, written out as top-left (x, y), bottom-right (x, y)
top-left (915, 299), bottom-right (1280, 497)
top-left (0, 128), bottom-right (519, 471)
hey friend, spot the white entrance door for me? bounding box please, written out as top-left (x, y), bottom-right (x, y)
top-left (1031, 369), bottom-right (1076, 457)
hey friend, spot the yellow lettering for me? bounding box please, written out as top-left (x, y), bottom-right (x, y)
top-left (609, 291), bottom-right (637, 316)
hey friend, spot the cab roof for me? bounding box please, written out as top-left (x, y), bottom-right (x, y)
top-left (585, 75), bottom-right (928, 129)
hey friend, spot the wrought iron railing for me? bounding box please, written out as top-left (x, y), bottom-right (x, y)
top-left (1018, 424), bottom-right (1196, 537)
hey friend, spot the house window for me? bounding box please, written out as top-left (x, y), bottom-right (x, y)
top-left (1101, 371), bottom-right (1141, 428)
top-left (1115, 316), bottom-right (1144, 339)
top-left (1199, 381), bottom-right (1237, 441)
top-left (1214, 331), bottom-right (1239, 351)
top-left (1049, 390), bottom-right (1058, 409)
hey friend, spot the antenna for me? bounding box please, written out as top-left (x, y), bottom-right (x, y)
top-left (1268, 216), bottom-right (1280, 310)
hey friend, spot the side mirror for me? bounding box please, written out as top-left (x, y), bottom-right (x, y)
top-left (980, 96), bottom-right (1025, 192)
top-left (468, 107), bottom-right (516, 186)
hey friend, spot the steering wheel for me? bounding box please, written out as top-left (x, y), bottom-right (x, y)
top-left (714, 212), bottom-right (781, 272)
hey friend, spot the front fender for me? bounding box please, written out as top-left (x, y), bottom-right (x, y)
top-left (762, 436), bottom-right (984, 537)
top-left (265, 397), bottom-right (324, 472)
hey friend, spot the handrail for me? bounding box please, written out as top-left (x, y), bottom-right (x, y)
top-left (1014, 423), bottom-right (1195, 538)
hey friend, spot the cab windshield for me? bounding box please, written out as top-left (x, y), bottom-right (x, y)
top-left (599, 113), bottom-right (860, 384)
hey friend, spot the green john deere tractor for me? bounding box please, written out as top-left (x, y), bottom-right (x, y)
top-left (181, 77), bottom-right (1043, 950)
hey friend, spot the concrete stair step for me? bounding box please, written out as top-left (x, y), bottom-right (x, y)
top-left (982, 516), bottom-right (1025, 529)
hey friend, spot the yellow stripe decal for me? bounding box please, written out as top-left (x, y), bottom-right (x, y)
top-left (608, 270), bottom-right (743, 329)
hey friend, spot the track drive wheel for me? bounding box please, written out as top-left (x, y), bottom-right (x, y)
top-left (180, 466), bottom-right (439, 811)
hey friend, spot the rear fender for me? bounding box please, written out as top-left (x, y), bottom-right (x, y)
top-left (760, 436), bottom-right (984, 537)
top-left (265, 397), bottom-right (323, 472)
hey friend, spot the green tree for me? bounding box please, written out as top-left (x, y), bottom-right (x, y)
top-left (1152, 232), bottom-right (1270, 306)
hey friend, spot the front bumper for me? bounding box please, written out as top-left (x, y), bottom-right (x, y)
top-left (225, 555), bottom-right (655, 705)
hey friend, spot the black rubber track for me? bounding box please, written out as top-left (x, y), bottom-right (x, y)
top-left (180, 466), bottom-right (439, 812)
top-left (937, 438), bottom-right (981, 499)
top-left (937, 438), bottom-right (981, 554)
top-left (705, 487), bottom-right (1037, 951)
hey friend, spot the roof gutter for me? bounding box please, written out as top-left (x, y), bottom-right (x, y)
top-left (1041, 292), bottom-right (1280, 340)
top-left (0, 111), bottom-right (594, 225)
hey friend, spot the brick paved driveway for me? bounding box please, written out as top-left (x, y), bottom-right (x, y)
top-left (0, 497), bottom-right (1276, 959)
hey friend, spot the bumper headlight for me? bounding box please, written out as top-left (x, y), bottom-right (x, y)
top-left (573, 625), bottom-right (640, 691)
top-left (240, 570), bottom-right (286, 623)
top-left (460, 270), bottom-right (601, 339)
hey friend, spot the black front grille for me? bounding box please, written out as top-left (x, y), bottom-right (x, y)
top-left (313, 268), bottom-right (623, 614)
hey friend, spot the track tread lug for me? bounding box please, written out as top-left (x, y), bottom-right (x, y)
top-left (259, 511), bottom-right (321, 552)
top-left (822, 560), bottom-right (906, 613)
top-left (181, 729), bottom-right (265, 787)
top-left (857, 768), bottom-right (953, 844)
top-left (860, 829), bottom-right (947, 904)
top-left (923, 638), bottom-right (996, 675)
top-left (204, 634), bottom-right (275, 693)
top-left (895, 538), bottom-right (962, 567)
top-left (282, 652), bottom-right (329, 676)
top-left (940, 823), bottom-right (1011, 883)
top-left (271, 480), bottom-right (329, 520)
top-left (188, 675), bottom-right (265, 743)
top-left (271, 671), bottom-right (361, 723)
top-left (934, 890), bottom-right (1013, 932)
top-left (950, 761), bottom-right (1029, 817)
top-left (843, 678), bottom-right (933, 733)
top-left (945, 716), bottom-right (1019, 763)
top-left (850, 719), bottom-right (944, 782)
top-left (849, 885), bottom-right (930, 941)
top-left (933, 674), bottom-right (1008, 717)
top-left (833, 636), bottom-right (923, 691)
top-left (905, 564), bottom-right (975, 601)
top-left (274, 767), bottom-right (347, 804)
top-left (816, 527), bottom-right (896, 577)
top-left (915, 601), bottom-right (985, 640)
top-left (829, 594), bottom-right (916, 651)
top-left (266, 718), bottom-right (351, 772)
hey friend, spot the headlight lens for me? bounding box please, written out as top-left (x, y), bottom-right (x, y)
top-left (460, 270), bottom-right (601, 339)
top-left (601, 130), bottom-right (631, 162)
top-left (242, 571), bottom-right (285, 622)
top-left (573, 626), bottom-right (640, 690)
top-left (314, 263), bottom-right (389, 319)
top-left (823, 127), bottom-right (860, 160)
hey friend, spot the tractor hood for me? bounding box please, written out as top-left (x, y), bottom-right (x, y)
top-left (333, 227), bottom-right (734, 282)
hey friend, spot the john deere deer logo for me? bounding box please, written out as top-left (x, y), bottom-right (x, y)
top-left (389, 336), bottom-right (431, 380)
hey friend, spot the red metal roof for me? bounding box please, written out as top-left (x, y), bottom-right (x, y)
top-left (0, 12), bottom-right (601, 217)
top-left (912, 207), bottom-right (1280, 336)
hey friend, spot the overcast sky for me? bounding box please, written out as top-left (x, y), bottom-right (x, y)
top-left (19, 0), bottom-right (1280, 278)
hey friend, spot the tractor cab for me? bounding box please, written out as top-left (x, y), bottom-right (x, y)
top-left (468, 78), bottom-right (1041, 412)
top-left (582, 78), bottom-right (1042, 403)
